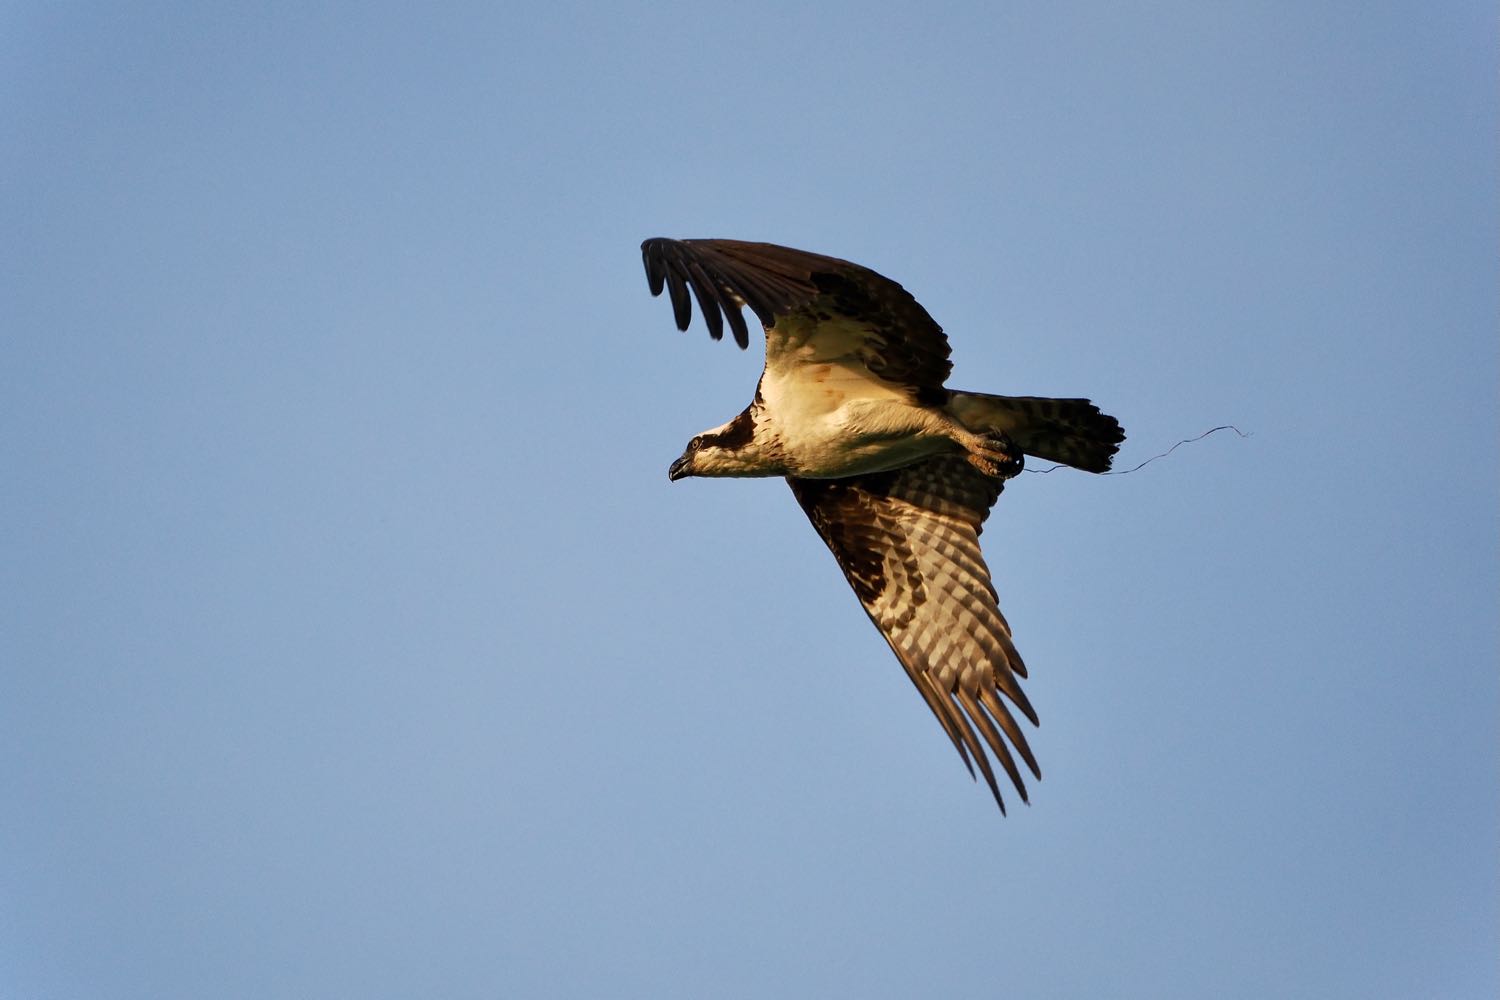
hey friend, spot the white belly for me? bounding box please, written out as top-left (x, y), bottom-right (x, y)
top-left (759, 362), bottom-right (955, 478)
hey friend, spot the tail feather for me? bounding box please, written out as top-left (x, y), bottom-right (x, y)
top-left (948, 392), bottom-right (1125, 473)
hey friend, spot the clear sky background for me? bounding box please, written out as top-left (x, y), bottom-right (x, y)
top-left (3, 3), bottom-right (1495, 998)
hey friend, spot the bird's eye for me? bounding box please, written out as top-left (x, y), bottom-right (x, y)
top-left (690, 438), bottom-right (702, 451)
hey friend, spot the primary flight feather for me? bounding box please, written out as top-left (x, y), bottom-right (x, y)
top-left (641, 237), bottom-right (1123, 812)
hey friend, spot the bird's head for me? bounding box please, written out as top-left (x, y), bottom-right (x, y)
top-left (667, 438), bottom-right (704, 481)
top-left (667, 410), bottom-right (771, 481)
top-left (667, 434), bottom-right (738, 481)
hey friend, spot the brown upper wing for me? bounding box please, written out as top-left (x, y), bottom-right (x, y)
top-left (788, 456), bottom-right (1040, 812)
top-left (640, 237), bottom-right (954, 392)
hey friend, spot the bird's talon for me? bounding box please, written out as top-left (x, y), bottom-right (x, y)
top-left (968, 439), bottom-right (1023, 479)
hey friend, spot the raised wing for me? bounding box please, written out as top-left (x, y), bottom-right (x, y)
top-left (788, 456), bottom-right (1039, 812)
top-left (641, 237), bottom-right (953, 393)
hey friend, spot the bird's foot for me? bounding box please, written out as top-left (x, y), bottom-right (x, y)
top-left (966, 434), bottom-right (1024, 479)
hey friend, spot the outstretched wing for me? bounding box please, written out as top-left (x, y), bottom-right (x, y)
top-left (641, 237), bottom-right (953, 394)
top-left (788, 456), bottom-right (1039, 812)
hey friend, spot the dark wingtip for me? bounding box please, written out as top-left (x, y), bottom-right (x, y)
top-left (726, 304), bottom-right (750, 348)
top-left (641, 239), bottom-right (666, 297)
top-left (665, 271), bottom-right (692, 330)
top-left (985, 778), bottom-right (1009, 816)
top-left (638, 236), bottom-right (806, 350)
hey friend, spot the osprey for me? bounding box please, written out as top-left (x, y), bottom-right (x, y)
top-left (642, 238), bottom-right (1123, 812)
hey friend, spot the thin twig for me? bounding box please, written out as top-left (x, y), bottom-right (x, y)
top-left (1025, 425), bottom-right (1249, 476)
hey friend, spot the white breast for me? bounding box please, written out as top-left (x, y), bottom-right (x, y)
top-left (758, 353), bottom-right (954, 478)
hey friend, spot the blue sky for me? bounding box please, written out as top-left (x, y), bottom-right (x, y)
top-left (3, 3), bottom-right (1495, 997)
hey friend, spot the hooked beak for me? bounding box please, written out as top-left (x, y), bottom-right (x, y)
top-left (667, 454), bottom-right (691, 482)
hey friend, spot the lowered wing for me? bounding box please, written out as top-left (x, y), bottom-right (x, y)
top-left (788, 455), bottom-right (1039, 812)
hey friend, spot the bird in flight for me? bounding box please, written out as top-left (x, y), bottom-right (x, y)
top-left (641, 238), bottom-right (1123, 812)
